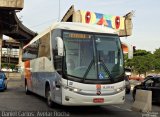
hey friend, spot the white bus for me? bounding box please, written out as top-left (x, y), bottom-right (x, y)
top-left (22, 22), bottom-right (125, 107)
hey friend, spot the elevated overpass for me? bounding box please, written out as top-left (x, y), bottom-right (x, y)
top-left (0, 10), bottom-right (36, 42)
top-left (0, 0), bottom-right (37, 42)
top-left (0, 0), bottom-right (37, 69)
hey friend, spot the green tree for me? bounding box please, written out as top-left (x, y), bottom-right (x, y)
top-left (153, 48), bottom-right (160, 72)
top-left (154, 48), bottom-right (160, 59)
top-left (125, 49), bottom-right (155, 76)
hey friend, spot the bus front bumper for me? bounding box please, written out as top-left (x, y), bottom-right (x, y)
top-left (62, 89), bottom-right (125, 106)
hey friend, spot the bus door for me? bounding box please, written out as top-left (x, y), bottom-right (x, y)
top-left (54, 75), bottom-right (62, 103)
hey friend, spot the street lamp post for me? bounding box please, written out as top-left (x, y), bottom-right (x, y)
top-left (58, 0), bottom-right (61, 21)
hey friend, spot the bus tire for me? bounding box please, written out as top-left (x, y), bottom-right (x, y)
top-left (4, 84), bottom-right (7, 90)
top-left (46, 86), bottom-right (54, 108)
top-left (25, 80), bottom-right (30, 95)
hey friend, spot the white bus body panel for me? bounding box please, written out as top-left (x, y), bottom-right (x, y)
top-left (61, 79), bottom-right (125, 106)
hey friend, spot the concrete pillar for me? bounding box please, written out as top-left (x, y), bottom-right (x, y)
top-left (0, 34), bottom-right (2, 70)
top-left (18, 43), bottom-right (23, 67)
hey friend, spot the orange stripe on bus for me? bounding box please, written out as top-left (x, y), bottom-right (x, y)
top-left (25, 61), bottom-right (31, 79)
top-left (96, 84), bottom-right (101, 89)
top-left (24, 61), bottom-right (32, 87)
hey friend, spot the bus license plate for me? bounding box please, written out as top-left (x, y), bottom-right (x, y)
top-left (93, 98), bottom-right (104, 103)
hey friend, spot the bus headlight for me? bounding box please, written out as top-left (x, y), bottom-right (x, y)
top-left (69, 87), bottom-right (81, 92)
top-left (62, 84), bottom-right (81, 93)
top-left (72, 88), bottom-right (81, 92)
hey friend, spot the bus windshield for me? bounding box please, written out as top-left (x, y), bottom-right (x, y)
top-left (63, 31), bottom-right (124, 81)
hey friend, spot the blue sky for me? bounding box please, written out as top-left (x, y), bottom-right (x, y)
top-left (17, 0), bottom-right (160, 52)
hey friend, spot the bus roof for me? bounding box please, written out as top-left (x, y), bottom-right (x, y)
top-left (24, 22), bottom-right (117, 49)
top-left (51, 22), bottom-right (117, 34)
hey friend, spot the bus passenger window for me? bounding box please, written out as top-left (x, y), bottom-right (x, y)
top-left (38, 33), bottom-right (51, 59)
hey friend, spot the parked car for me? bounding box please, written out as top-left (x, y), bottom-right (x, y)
top-left (132, 76), bottom-right (160, 102)
top-left (146, 74), bottom-right (160, 77)
top-left (124, 75), bottom-right (131, 94)
top-left (0, 71), bottom-right (7, 91)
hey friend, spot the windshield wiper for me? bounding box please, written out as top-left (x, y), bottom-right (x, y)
top-left (82, 59), bottom-right (94, 82)
top-left (99, 59), bottom-right (113, 82)
top-left (97, 50), bottom-right (113, 82)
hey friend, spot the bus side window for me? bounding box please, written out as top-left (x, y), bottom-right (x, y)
top-left (38, 32), bottom-right (51, 60)
top-left (22, 41), bottom-right (39, 61)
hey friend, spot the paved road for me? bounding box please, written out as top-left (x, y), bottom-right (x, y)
top-left (0, 79), bottom-right (159, 117)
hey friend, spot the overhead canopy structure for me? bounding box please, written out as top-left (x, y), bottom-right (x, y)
top-left (62, 5), bottom-right (134, 37)
top-left (0, 0), bottom-right (37, 43)
top-left (121, 42), bottom-right (133, 59)
top-left (61, 5), bottom-right (134, 59)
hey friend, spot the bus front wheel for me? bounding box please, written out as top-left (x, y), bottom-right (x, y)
top-left (46, 86), bottom-right (54, 108)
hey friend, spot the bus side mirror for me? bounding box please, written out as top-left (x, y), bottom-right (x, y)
top-left (56, 37), bottom-right (64, 56)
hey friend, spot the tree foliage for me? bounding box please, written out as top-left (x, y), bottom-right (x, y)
top-left (153, 48), bottom-right (160, 72)
top-left (125, 48), bottom-right (160, 76)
